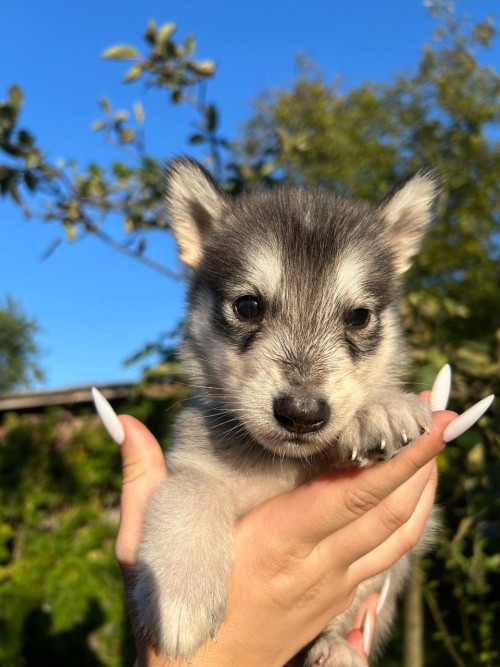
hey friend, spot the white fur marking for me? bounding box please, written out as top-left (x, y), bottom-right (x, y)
top-left (331, 251), bottom-right (368, 305)
top-left (246, 244), bottom-right (282, 297)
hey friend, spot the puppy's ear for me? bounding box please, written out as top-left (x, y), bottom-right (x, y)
top-left (379, 171), bottom-right (441, 273)
top-left (166, 157), bottom-right (227, 269)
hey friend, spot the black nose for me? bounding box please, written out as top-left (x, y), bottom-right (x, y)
top-left (273, 395), bottom-right (330, 433)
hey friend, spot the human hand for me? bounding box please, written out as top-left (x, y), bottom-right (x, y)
top-left (92, 370), bottom-right (492, 667)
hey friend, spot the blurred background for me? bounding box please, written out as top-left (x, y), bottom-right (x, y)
top-left (1, 0), bottom-right (499, 664)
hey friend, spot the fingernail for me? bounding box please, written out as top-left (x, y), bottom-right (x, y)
top-left (430, 363), bottom-right (451, 411)
top-left (91, 387), bottom-right (125, 444)
top-left (362, 609), bottom-right (372, 655)
top-left (376, 573), bottom-right (391, 614)
top-left (443, 394), bottom-right (495, 443)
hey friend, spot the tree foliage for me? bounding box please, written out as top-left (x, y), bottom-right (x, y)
top-left (0, 395), bottom-right (181, 665)
top-left (0, 296), bottom-right (44, 392)
top-left (1, 2), bottom-right (499, 664)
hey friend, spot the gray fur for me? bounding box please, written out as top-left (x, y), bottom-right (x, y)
top-left (135, 158), bottom-right (440, 664)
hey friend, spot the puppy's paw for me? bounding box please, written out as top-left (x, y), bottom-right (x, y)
top-left (338, 392), bottom-right (431, 465)
top-left (135, 556), bottom-right (227, 660)
top-left (307, 638), bottom-right (366, 667)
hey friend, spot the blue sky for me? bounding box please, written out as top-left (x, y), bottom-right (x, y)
top-left (1, 0), bottom-right (498, 390)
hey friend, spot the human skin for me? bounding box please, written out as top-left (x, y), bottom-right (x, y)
top-left (112, 392), bottom-right (455, 667)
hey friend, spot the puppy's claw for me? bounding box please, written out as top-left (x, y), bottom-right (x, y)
top-left (211, 632), bottom-right (217, 643)
top-left (380, 438), bottom-right (386, 451)
top-left (351, 448), bottom-right (358, 461)
top-left (401, 430), bottom-right (408, 445)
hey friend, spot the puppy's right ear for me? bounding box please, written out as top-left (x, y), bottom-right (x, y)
top-left (165, 158), bottom-right (227, 269)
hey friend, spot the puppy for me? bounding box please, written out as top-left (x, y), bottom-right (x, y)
top-left (135, 158), bottom-right (439, 665)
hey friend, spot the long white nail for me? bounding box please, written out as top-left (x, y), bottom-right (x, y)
top-left (91, 387), bottom-right (125, 444)
top-left (362, 608), bottom-right (373, 655)
top-left (443, 395), bottom-right (495, 443)
top-left (430, 364), bottom-right (451, 411)
top-left (376, 573), bottom-right (391, 614)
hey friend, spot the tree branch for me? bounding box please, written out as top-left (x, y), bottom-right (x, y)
top-left (423, 586), bottom-right (467, 667)
top-left (91, 226), bottom-right (183, 281)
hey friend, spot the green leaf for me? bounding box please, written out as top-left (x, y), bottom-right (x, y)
top-left (119, 129), bottom-right (135, 143)
top-left (171, 90), bottom-right (183, 104)
top-left (206, 104), bottom-right (218, 131)
top-left (114, 110), bottom-right (129, 123)
top-left (67, 200), bottom-right (80, 221)
top-left (185, 34), bottom-right (196, 55)
top-left (163, 41), bottom-right (179, 59)
top-left (144, 19), bottom-right (157, 45)
top-left (124, 218), bottom-right (134, 233)
top-left (24, 172), bottom-right (38, 191)
top-left (97, 96), bottom-right (112, 114)
top-left (8, 84), bottom-right (24, 109)
top-left (189, 133), bottom-right (205, 144)
top-left (188, 60), bottom-right (216, 75)
top-left (0, 103), bottom-right (16, 126)
top-left (63, 220), bottom-right (77, 240)
top-left (123, 63), bottom-right (143, 83)
top-left (25, 149), bottom-right (41, 169)
top-left (157, 22), bottom-right (176, 46)
top-left (101, 44), bottom-right (139, 61)
top-left (91, 120), bottom-right (106, 132)
top-left (17, 129), bottom-right (34, 146)
top-left (133, 101), bottom-right (145, 123)
top-left (8, 178), bottom-right (21, 204)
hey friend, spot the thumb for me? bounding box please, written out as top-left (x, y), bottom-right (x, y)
top-left (116, 415), bottom-right (167, 566)
top-left (91, 388), bottom-right (166, 566)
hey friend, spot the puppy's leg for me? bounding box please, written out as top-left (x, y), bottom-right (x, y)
top-left (304, 558), bottom-right (410, 667)
top-left (338, 391), bottom-right (431, 464)
top-left (134, 470), bottom-right (235, 661)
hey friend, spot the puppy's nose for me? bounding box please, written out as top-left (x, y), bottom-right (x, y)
top-left (273, 395), bottom-right (330, 433)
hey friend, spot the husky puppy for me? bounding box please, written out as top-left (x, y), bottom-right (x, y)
top-left (135, 158), bottom-right (439, 666)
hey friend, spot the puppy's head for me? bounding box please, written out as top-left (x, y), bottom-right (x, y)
top-left (166, 158), bottom-right (439, 460)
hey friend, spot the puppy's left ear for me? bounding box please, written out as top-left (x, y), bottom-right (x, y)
top-left (379, 171), bottom-right (441, 274)
top-left (165, 157), bottom-right (228, 269)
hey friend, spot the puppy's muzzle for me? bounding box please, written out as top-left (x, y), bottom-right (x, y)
top-left (273, 395), bottom-right (330, 434)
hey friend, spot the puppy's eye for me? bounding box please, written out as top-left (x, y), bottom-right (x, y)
top-left (234, 295), bottom-right (262, 321)
top-left (346, 308), bottom-right (371, 328)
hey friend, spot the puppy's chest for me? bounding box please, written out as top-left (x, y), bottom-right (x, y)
top-left (229, 465), bottom-right (306, 518)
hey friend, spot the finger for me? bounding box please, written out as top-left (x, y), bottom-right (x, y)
top-left (348, 462), bottom-right (438, 584)
top-left (321, 460), bottom-right (435, 565)
top-left (267, 411), bottom-right (454, 550)
top-left (345, 593), bottom-right (379, 661)
top-left (420, 390), bottom-right (431, 403)
top-left (344, 629), bottom-right (368, 665)
top-left (115, 415), bottom-right (167, 567)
